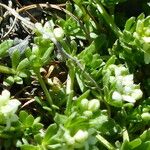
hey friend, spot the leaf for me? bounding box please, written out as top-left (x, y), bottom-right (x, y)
top-left (54, 113), bottom-right (68, 124)
top-left (0, 40), bottom-right (13, 57)
top-left (25, 115), bottom-right (34, 127)
top-left (42, 124), bottom-right (57, 144)
top-left (3, 76), bottom-right (14, 86)
top-left (17, 58), bottom-right (30, 71)
top-left (125, 17), bottom-right (135, 31)
top-left (11, 49), bottom-right (21, 69)
top-left (19, 111), bottom-right (28, 123)
top-left (20, 145), bottom-right (39, 150)
top-left (140, 129), bottom-right (150, 142)
top-left (41, 45), bottom-right (54, 64)
top-left (129, 138), bottom-right (142, 149)
top-left (103, 55), bottom-right (116, 69)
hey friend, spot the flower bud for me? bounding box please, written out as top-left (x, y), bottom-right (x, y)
top-left (88, 99), bottom-right (100, 112)
top-left (141, 112), bottom-right (150, 121)
top-left (0, 90), bottom-right (10, 106)
top-left (53, 27), bottom-right (64, 40)
top-left (74, 130), bottom-right (88, 143)
top-left (80, 99), bottom-right (89, 110)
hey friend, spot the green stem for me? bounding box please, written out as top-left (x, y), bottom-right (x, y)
top-left (35, 69), bottom-right (53, 107)
top-left (93, 0), bottom-right (122, 37)
top-left (65, 61), bottom-right (75, 114)
top-left (96, 134), bottom-right (116, 150)
top-left (0, 64), bottom-right (15, 74)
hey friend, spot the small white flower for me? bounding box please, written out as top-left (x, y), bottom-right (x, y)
top-left (124, 86), bottom-right (132, 94)
top-left (53, 27), bottom-right (64, 40)
top-left (122, 95), bottom-right (135, 103)
top-left (122, 75), bottom-right (134, 86)
top-left (114, 67), bottom-right (122, 76)
top-left (131, 89), bottom-right (143, 100)
top-left (74, 130), bottom-right (88, 143)
top-left (112, 91), bottom-right (122, 101)
top-left (1, 99), bottom-right (21, 116)
top-left (64, 131), bottom-right (75, 145)
top-left (88, 99), bottom-right (100, 112)
top-left (0, 90), bottom-right (10, 106)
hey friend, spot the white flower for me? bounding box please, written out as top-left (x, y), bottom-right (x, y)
top-left (131, 89), bottom-right (143, 100)
top-left (1, 99), bottom-right (21, 116)
top-left (122, 75), bottom-right (134, 86)
top-left (124, 86), bottom-right (133, 94)
top-left (88, 99), bottom-right (100, 112)
top-left (122, 95), bottom-right (135, 103)
top-left (64, 131), bottom-right (75, 145)
top-left (0, 90), bottom-right (10, 106)
top-left (74, 130), bottom-right (88, 143)
top-left (114, 67), bottom-right (122, 76)
top-left (53, 27), bottom-right (64, 40)
top-left (112, 91), bottom-right (122, 101)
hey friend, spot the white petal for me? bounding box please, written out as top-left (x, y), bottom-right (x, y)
top-left (112, 91), bottom-right (122, 101)
top-left (131, 89), bottom-right (143, 100)
top-left (142, 37), bottom-right (150, 43)
top-left (122, 95), bottom-right (135, 103)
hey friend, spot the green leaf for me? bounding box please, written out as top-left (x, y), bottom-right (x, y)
top-left (20, 145), bottom-right (39, 150)
top-left (54, 113), bottom-right (68, 124)
top-left (103, 55), bottom-right (116, 69)
top-left (17, 58), bottom-right (30, 71)
top-left (19, 111), bottom-right (28, 123)
top-left (3, 76), bottom-right (14, 86)
top-left (34, 133), bottom-right (43, 144)
top-left (129, 138), bottom-right (142, 149)
top-left (11, 49), bottom-right (21, 69)
top-left (0, 40), bottom-right (13, 57)
top-left (25, 115), bottom-right (34, 127)
top-left (43, 124), bottom-right (57, 144)
top-left (140, 129), bottom-right (150, 142)
top-left (125, 17), bottom-right (135, 31)
top-left (41, 45), bottom-right (54, 64)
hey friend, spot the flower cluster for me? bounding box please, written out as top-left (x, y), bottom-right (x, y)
top-left (64, 129), bottom-right (89, 148)
top-left (80, 99), bottom-right (100, 117)
top-left (35, 21), bottom-right (64, 41)
top-left (132, 14), bottom-right (150, 63)
top-left (0, 90), bottom-right (21, 128)
top-left (103, 64), bottom-right (143, 106)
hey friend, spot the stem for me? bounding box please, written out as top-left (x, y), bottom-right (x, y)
top-left (96, 134), bottom-right (116, 150)
top-left (0, 64), bottom-right (15, 74)
top-left (93, 0), bottom-right (122, 37)
top-left (35, 69), bottom-right (53, 107)
top-left (65, 61), bottom-right (75, 114)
